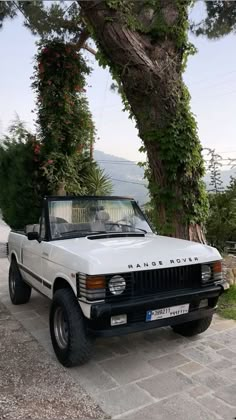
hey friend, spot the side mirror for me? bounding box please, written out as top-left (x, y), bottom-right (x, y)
top-left (27, 231), bottom-right (40, 241)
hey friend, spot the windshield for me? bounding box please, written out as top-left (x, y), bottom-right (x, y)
top-left (48, 198), bottom-right (152, 239)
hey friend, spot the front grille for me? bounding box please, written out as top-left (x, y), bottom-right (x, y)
top-left (105, 264), bottom-right (202, 302)
top-left (133, 264), bottom-right (201, 297)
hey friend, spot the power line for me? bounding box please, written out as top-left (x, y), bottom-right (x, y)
top-left (111, 178), bottom-right (147, 186)
top-left (98, 160), bottom-right (139, 165)
top-left (90, 67), bottom-right (236, 116)
top-left (217, 151), bottom-right (236, 154)
top-left (193, 78), bottom-right (236, 92)
top-left (189, 69), bottom-right (236, 86)
top-left (195, 88), bottom-right (236, 101)
top-left (98, 158), bottom-right (236, 166)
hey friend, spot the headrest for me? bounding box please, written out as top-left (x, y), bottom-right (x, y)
top-left (96, 210), bottom-right (109, 222)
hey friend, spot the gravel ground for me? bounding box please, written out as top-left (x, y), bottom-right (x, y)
top-left (0, 301), bottom-right (107, 420)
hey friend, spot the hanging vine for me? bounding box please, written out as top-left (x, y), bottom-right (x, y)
top-left (32, 40), bottom-right (95, 194)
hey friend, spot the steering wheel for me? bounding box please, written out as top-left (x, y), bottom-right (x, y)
top-left (106, 220), bottom-right (147, 234)
top-left (105, 221), bottom-right (133, 232)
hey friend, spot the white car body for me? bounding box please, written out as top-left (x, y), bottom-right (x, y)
top-left (6, 196), bottom-right (228, 366)
top-left (8, 228), bottom-right (222, 319)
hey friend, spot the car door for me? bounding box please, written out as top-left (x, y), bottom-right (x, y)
top-left (21, 212), bottom-right (46, 293)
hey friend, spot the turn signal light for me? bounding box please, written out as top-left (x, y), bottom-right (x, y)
top-left (77, 273), bottom-right (106, 301)
top-left (86, 276), bottom-right (106, 289)
top-left (213, 261), bottom-right (222, 281)
top-left (213, 261), bottom-right (222, 273)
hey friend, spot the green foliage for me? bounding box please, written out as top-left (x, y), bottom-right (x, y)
top-left (40, 152), bottom-right (113, 196)
top-left (83, 166), bottom-right (113, 196)
top-left (217, 286), bottom-right (236, 320)
top-left (32, 40), bottom-right (96, 194)
top-left (40, 152), bottom-right (89, 196)
top-left (193, 1), bottom-right (236, 39)
top-left (32, 41), bottom-right (92, 155)
top-left (143, 83), bottom-right (209, 233)
top-left (206, 179), bottom-right (236, 250)
top-left (0, 1), bottom-right (17, 28)
top-left (205, 148), bottom-right (223, 193)
top-left (0, 121), bottom-right (48, 229)
top-left (94, 0), bottom-right (208, 236)
top-left (0, 1), bottom-right (83, 41)
top-left (0, 9), bottom-right (112, 225)
top-left (1, 0), bottom-right (209, 236)
top-left (0, 119), bottom-right (112, 229)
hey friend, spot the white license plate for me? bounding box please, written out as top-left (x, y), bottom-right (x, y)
top-left (146, 304), bottom-right (190, 322)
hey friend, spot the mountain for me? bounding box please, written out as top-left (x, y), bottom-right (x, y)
top-left (94, 150), bottom-right (149, 204)
top-left (94, 150), bottom-right (236, 204)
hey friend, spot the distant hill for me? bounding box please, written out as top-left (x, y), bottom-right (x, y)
top-left (94, 150), bottom-right (236, 204)
top-left (94, 150), bottom-right (149, 204)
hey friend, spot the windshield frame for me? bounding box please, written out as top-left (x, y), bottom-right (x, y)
top-left (44, 196), bottom-right (153, 241)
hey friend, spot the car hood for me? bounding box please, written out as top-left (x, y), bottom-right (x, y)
top-left (50, 233), bottom-right (222, 275)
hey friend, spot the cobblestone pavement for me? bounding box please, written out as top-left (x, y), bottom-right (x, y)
top-left (1, 257), bottom-right (236, 419)
top-left (0, 298), bottom-right (106, 420)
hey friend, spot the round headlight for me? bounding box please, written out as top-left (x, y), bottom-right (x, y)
top-left (109, 275), bottom-right (126, 295)
top-left (201, 265), bottom-right (211, 283)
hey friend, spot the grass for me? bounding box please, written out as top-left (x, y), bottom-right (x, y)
top-left (217, 285), bottom-right (236, 320)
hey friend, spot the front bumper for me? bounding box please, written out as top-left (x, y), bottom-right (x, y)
top-left (87, 283), bottom-right (225, 337)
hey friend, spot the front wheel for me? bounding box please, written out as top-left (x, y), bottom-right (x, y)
top-left (50, 288), bottom-right (93, 367)
top-left (9, 259), bottom-right (31, 304)
top-left (172, 315), bottom-right (213, 337)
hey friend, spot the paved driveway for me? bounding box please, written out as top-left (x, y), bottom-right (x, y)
top-left (0, 258), bottom-right (236, 419)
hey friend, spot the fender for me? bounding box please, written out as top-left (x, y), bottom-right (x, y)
top-left (10, 250), bottom-right (18, 263)
top-left (52, 272), bottom-right (77, 297)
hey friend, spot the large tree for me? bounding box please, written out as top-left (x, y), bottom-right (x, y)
top-left (78, 0), bottom-right (208, 241)
top-left (1, 1), bottom-right (209, 240)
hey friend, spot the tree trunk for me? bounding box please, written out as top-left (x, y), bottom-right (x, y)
top-left (54, 182), bottom-right (66, 196)
top-left (78, 0), bottom-right (208, 242)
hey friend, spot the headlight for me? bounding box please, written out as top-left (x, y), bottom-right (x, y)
top-left (109, 275), bottom-right (126, 295)
top-left (201, 264), bottom-right (212, 284)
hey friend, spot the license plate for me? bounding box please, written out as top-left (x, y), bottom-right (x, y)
top-left (146, 304), bottom-right (190, 322)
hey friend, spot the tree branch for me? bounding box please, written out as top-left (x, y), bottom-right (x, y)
top-left (73, 27), bottom-right (97, 55)
top-left (74, 27), bottom-right (89, 50)
top-left (82, 43), bottom-right (97, 56)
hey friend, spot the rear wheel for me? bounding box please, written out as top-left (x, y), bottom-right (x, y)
top-left (50, 288), bottom-right (93, 367)
top-left (9, 259), bottom-right (31, 304)
top-left (172, 315), bottom-right (213, 337)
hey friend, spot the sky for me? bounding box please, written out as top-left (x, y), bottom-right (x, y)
top-left (0, 2), bottom-right (236, 165)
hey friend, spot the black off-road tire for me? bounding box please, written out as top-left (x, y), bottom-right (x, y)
top-left (50, 288), bottom-right (93, 367)
top-left (9, 259), bottom-right (31, 304)
top-left (172, 315), bottom-right (213, 337)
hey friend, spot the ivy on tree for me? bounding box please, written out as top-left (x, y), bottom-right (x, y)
top-left (0, 39), bottom-right (112, 228)
top-left (2, 0), bottom-right (226, 240)
top-left (78, 0), bottom-right (209, 241)
top-left (31, 40), bottom-right (96, 195)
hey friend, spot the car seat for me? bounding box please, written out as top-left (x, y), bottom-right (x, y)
top-left (92, 210), bottom-right (110, 232)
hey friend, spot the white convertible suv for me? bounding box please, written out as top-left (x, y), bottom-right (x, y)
top-left (8, 196), bottom-right (227, 366)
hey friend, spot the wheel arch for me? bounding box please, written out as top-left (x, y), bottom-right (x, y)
top-left (10, 251), bottom-right (18, 263)
top-left (53, 275), bottom-right (77, 297)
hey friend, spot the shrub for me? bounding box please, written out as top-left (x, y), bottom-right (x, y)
top-left (206, 179), bottom-right (236, 250)
top-left (0, 122), bottom-right (48, 229)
